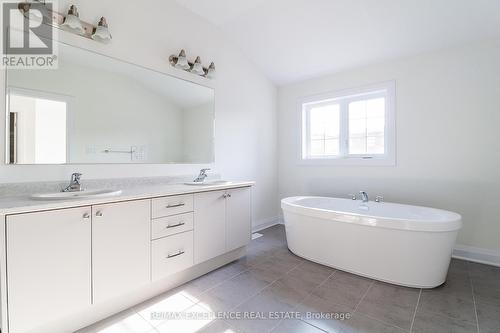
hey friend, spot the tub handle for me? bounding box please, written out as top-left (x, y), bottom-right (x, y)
top-left (375, 196), bottom-right (384, 203)
top-left (348, 193), bottom-right (357, 200)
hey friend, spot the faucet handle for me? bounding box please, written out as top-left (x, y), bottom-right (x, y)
top-left (71, 172), bottom-right (82, 182)
top-left (375, 195), bottom-right (384, 203)
top-left (200, 168), bottom-right (210, 174)
top-left (348, 193), bottom-right (357, 200)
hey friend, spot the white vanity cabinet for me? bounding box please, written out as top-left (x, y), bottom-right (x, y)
top-left (6, 207), bottom-right (92, 333)
top-left (92, 200), bottom-right (150, 303)
top-left (194, 190), bottom-right (227, 263)
top-left (194, 187), bottom-right (252, 264)
top-left (0, 183), bottom-right (253, 333)
top-left (226, 187), bottom-right (252, 251)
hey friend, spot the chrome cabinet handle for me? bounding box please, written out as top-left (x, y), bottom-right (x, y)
top-left (222, 193), bottom-right (232, 199)
top-left (166, 203), bottom-right (185, 208)
top-left (166, 222), bottom-right (185, 229)
top-left (166, 250), bottom-right (185, 259)
top-left (95, 211), bottom-right (103, 217)
top-left (83, 213), bottom-right (91, 219)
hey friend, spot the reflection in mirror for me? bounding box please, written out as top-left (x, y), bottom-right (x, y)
top-left (8, 89), bottom-right (68, 164)
top-left (5, 42), bottom-right (215, 165)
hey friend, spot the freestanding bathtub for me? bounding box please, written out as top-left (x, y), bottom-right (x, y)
top-left (282, 196), bottom-right (462, 288)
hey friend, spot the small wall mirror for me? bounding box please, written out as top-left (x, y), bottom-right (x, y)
top-left (5, 42), bottom-right (215, 164)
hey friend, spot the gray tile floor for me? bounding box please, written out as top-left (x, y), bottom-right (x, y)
top-left (79, 225), bottom-right (500, 333)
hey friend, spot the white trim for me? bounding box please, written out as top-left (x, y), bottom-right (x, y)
top-left (453, 244), bottom-right (500, 267)
top-left (252, 216), bottom-right (283, 232)
top-left (298, 81), bottom-right (396, 166)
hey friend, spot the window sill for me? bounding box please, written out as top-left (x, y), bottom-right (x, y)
top-left (298, 156), bottom-right (396, 166)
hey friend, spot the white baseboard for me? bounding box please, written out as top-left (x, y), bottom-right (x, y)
top-left (453, 244), bottom-right (500, 267)
top-left (252, 216), bottom-right (283, 232)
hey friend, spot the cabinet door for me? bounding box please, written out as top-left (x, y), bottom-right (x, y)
top-left (194, 190), bottom-right (226, 264)
top-left (226, 187), bottom-right (252, 251)
top-left (92, 200), bottom-right (150, 303)
top-left (6, 207), bottom-right (92, 333)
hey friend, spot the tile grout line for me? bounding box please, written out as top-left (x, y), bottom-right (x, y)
top-left (270, 268), bottom-right (338, 332)
top-left (466, 261), bottom-right (480, 333)
top-left (291, 268), bottom-right (338, 313)
top-left (409, 289), bottom-right (422, 332)
top-left (218, 256), bottom-right (305, 333)
top-left (352, 280), bottom-right (374, 314)
top-left (351, 281), bottom-right (414, 332)
top-left (360, 313), bottom-right (411, 332)
top-left (198, 253), bottom-right (303, 315)
top-left (192, 248), bottom-right (278, 299)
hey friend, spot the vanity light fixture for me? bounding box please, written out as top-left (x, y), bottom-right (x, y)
top-left (17, 1), bottom-right (111, 43)
top-left (91, 17), bottom-right (112, 43)
top-left (190, 56), bottom-right (205, 76)
top-left (18, 1), bottom-right (44, 24)
top-left (171, 49), bottom-right (190, 70)
top-left (169, 50), bottom-right (216, 79)
top-left (61, 5), bottom-right (85, 34)
top-left (205, 62), bottom-right (216, 79)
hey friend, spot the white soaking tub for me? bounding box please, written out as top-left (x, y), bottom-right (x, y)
top-left (281, 196), bottom-right (462, 288)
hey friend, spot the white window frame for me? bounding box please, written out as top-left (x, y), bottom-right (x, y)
top-left (299, 81), bottom-right (396, 166)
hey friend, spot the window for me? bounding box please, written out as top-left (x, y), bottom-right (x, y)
top-left (301, 81), bottom-right (395, 165)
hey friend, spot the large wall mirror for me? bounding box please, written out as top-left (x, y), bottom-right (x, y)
top-left (5, 42), bottom-right (215, 164)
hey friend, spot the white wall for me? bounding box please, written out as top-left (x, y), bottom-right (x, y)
top-left (278, 39), bottom-right (500, 251)
top-left (0, 0), bottom-right (279, 227)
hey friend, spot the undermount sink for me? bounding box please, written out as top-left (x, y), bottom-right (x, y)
top-left (31, 189), bottom-right (123, 201)
top-left (184, 180), bottom-right (231, 186)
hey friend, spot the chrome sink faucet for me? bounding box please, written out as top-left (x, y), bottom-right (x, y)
top-left (359, 191), bottom-right (369, 203)
top-left (193, 168), bottom-right (210, 183)
top-left (63, 173), bottom-right (84, 192)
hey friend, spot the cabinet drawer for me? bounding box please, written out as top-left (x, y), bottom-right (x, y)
top-left (152, 231), bottom-right (194, 281)
top-left (152, 194), bottom-right (193, 218)
top-left (152, 212), bottom-right (193, 240)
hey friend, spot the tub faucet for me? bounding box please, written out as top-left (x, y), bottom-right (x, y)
top-left (63, 173), bottom-right (83, 192)
top-left (193, 168), bottom-right (210, 183)
top-left (359, 191), bottom-right (369, 203)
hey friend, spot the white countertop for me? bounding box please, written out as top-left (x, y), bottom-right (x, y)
top-left (0, 181), bottom-right (254, 215)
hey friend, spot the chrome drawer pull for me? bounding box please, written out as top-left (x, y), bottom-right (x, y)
top-left (166, 203), bottom-right (185, 208)
top-left (166, 250), bottom-right (185, 259)
top-left (166, 222), bottom-right (185, 229)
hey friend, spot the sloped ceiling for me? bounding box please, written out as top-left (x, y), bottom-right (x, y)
top-left (174, 0), bottom-right (500, 85)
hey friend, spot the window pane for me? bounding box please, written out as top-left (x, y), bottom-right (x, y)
top-left (348, 97), bottom-right (385, 155)
top-left (308, 104), bottom-right (340, 156)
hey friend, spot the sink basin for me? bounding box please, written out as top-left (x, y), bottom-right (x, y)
top-left (31, 189), bottom-right (122, 201)
top-left (184, 180), bottom-right (231, 186)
